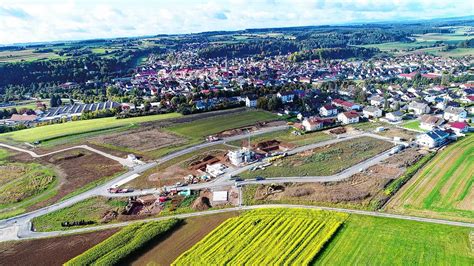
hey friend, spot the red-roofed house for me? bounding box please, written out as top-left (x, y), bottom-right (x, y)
top-left (445, 121), bottom-right (470, 135)
top-left (337, 111), bottom-right (359, 124)
top-left (421, 73), bottom-right (441, 79)
top-left (332, 99), bottom-right (361, 111)
top-left (398, 72), bottom-right (417, 80)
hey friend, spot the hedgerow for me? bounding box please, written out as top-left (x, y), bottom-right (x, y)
top-left (384, 152), bottom-right (435, 196)
top-left (65, 219), bottom-right (180, 266)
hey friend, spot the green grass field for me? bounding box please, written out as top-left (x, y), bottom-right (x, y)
top-left (315, 214), bottom-right (474, 265)
top-left (240, 137), bottom-right (393, 179)
top-left (388, 135), bottom-right (474, 222)
top-left (174, 208), bottom-right (347, 265)
top-left (401, 120), bottom-right (426, 132)
top-left (0, 113), bottom-right (182, 144)
top-left (165, 110), bottom-right (278, 140)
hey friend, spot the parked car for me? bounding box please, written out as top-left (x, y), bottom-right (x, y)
top-left (256, 176), bottom-right (265, 181)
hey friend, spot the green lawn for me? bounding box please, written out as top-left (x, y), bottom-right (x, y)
top-left (0, 113), bottom-right (182, 143)
top-left (315, 214), bottom-right (474, 265)
top-left (401, 120), bottom-right (426, 132)
top-left (241, 137), bottom-right (393, 179)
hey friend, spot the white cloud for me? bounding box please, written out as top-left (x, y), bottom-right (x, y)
top-left (0, 0), bottom-right (471, 44)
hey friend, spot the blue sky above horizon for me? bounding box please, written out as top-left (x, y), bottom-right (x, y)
top-left (0, 0), bottom-right (472, 44)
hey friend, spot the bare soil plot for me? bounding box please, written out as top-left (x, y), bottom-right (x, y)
top-left (16, 149), bottom-right (125, 211)
top-left (89, 127), bottom-right (187, 153)
top-left (0, 229), bottom-right (118, 266)
top-left (127, 212), bottom-right (239, 266)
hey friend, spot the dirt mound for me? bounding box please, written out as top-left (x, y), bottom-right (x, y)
top-left (192, 196), bottom-right (211, 211)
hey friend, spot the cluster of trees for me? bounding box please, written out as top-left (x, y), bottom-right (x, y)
top-left (288, 47), bottom-right (379, 62)
top-left (256, 95), bottom-right (283, 111)
top-left (198, 41), bottom-right (299, 59)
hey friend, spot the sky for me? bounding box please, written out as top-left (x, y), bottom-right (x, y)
top-left (0, 0), bottom-right (472, 44)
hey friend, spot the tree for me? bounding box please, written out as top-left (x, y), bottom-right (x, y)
top-left (267, 95), bottom-right (282, 111)
top-left (256, 97), bottom-right (268, 109)
top-left (144, 101), bottom-right (151, 112)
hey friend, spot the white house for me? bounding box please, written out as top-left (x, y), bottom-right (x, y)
top-left (337, 111), bottom-right (359, 124)
top-left (416, 129), bottom-right (450, 148)
top-left (370, 95), bottom-right (385, 107)
top-left (408, 102), bottom-right (430, 115)
top-left (443, 106), bottom-right (467, 122)
top-left (385, 111), bottom-right (404, 122)
top-left (277, 91), bottom-right (295, 103)
top-left (363, 106), bottom-right (382, 118)
top-left (319, 104), bottom-right (338, 117)
top-left (302, 117), bottom-right (325, 132)
top-left (245, 95), bottom-right (258, 108)
top-left (419, 115), bottom-right (444, 131)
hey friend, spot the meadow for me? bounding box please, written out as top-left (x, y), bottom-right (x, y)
top-left (0, 149), bottom-right (58, 219)
top-left (65, 219), bottom-right (180, 266)
top-left (164, 110), bottom-right (278, 140)
top-left (241, 137), bottom-right (393, 179)
top-left (173, 208), bottom-right (347, 265)
top-left (0, 112), bottom-right (182, 144)
top-left (387, 135), bottom-right (474, 222)
top-left (315, 214), bottom-right (474, 265)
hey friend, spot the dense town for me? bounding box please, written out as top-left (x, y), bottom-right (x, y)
top-left (3, 50), bottom-right (473, 149)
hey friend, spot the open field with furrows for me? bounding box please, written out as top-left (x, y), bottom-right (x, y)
top-left (241, 137), bottom-right (393, 179)
top-left (0, 149), bottom-right (58, 219)
top-left (0, 49), bottom-right (64, 63)
top-left (0, 112), bottom-right (182, 144)
top-left (0, 229), bottom-right (119, 266)
top-left (387, 135), bottom-right (474, 223)
top-left (228, 128), bottom-right (332, 148)
top-left (314, 214), bottom-right (474, 265)
top-left (65, 219), bottom-right (180, 266)
top-left (126, 144), bottom-right (233, 189)
top-left (127, 212), bottom-right (239, 266)
top-left (173, 208), bottom-right (347, 265)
